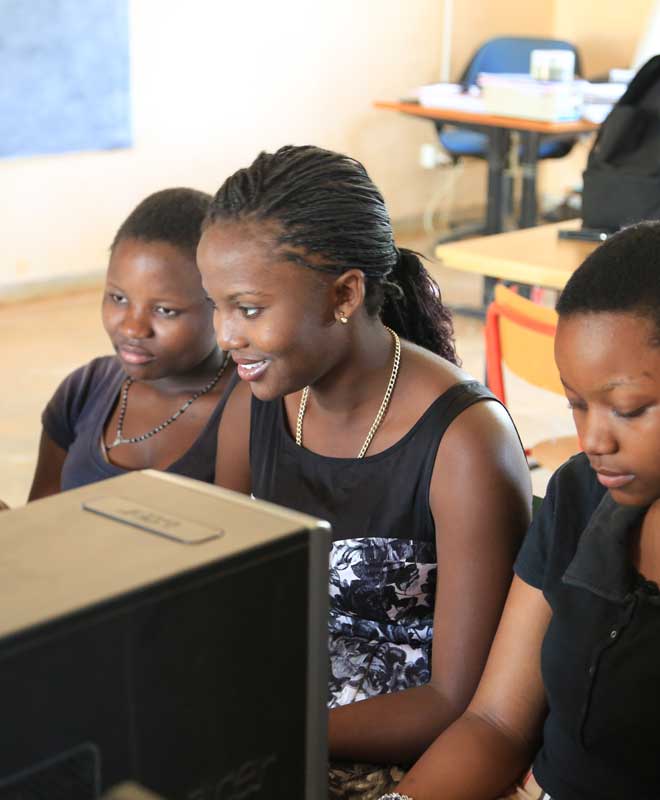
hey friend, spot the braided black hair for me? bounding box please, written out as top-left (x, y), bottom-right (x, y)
top-left (556, 220), bottom-right (660, 343)
top-left (205, 145), bottom-right (458, 363)
top-left (112, 187), bottom-right (212, 260)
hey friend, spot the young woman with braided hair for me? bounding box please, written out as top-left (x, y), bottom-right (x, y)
top-left (197, 145), bottom-right (531, 797)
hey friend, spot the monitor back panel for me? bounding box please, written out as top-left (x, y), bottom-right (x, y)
top-left (0, 471), bottom-right (330, 799)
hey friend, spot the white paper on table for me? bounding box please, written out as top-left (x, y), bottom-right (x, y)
top-left (416, 83), bottom-right (485, 112)
top-left (582, 104), bottom-right (613, 123)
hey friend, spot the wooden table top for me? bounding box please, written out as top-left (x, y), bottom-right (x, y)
top-left (432, 220), bottom-right (599, 290)
top-left (375, 100), bottom-right (600, 135)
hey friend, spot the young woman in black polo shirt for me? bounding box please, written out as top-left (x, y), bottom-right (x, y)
top-left (386, 221), bottom-right (660, 800)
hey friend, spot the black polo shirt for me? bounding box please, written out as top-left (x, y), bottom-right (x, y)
top-left (515, 453), bottom-right (660, 800)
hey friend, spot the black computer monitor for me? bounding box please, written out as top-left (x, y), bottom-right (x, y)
top-left (0, 471), bottom-right (330, 799)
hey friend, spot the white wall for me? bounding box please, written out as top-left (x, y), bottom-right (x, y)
top-left (4, 0), bottom-right (652, 292)
top-left (554, 0), bottom-right (654, 76)
top-left (1, 0), bottom-right (446, 290)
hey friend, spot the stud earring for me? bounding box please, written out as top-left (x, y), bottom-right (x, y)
top-left (338, 312), bottom-right (349, 324)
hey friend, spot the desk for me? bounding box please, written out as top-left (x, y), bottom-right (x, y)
top-left (375, 101), bottom-right (598, 233)
top-left (433, 219), bottom-right (598, 290)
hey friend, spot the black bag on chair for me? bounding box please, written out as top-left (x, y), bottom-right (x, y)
top-left (582, 55), bottom-right (660, 231)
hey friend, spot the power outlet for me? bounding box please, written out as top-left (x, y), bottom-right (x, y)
top-left (419, 143), bottom-right (452, 169)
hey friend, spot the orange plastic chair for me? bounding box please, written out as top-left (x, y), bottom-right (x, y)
top-left (485, 283), bottom-right (579, 469)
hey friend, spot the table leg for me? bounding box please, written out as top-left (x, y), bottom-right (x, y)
top-left (485, 128), bottom-right (510, 234)
top-left (481, 128), bottom-right (511, 308)
top-left (519, 131), bottom-right (540, 228)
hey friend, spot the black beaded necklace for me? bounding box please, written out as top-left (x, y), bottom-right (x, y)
top-left (106, 353), bottom-right (229, 450)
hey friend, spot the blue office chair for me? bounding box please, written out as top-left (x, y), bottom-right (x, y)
top-left (440, 36), bottom-right (582, 161)
top-left (434, 37), bottom-right (583, 236)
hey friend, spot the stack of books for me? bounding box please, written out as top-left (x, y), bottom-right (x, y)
top-left (477, 73), bottom-right (583, 122)
top-left (413, 77), bottom-right (628, 124)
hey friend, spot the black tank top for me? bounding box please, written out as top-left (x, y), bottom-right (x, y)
top-left (250, 380), bottom-right (499, 543)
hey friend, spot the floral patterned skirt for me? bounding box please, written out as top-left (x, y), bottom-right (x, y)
top-left (328, 763), bottom-right (405, 799)
top-left (327, 538), bottom-right (436, 799)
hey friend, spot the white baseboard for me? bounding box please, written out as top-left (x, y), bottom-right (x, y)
top-left (0, 271), bottom-right (105, 305)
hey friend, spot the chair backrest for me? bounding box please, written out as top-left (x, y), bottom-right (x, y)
top-left (460, 37), bottom-right (582, 88)
top-left (485, 283), bottom-right (563, 405)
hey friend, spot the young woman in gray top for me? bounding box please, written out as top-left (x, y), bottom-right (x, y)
top-left (29, 188), bottom-right (236, 499)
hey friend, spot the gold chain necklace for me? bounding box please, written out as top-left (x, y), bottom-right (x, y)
top-left (295, 326), bottom-right (401, 459)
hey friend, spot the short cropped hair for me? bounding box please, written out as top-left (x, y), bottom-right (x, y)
top-left (112, 188), bottom-right (212, 259)
top-left (556, 220), bottom-right (660, 340)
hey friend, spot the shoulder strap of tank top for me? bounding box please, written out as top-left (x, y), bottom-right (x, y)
top-left (431, 380), bottom-right (503, 438)
top-left (434, 380), bottom-right (524, 454)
